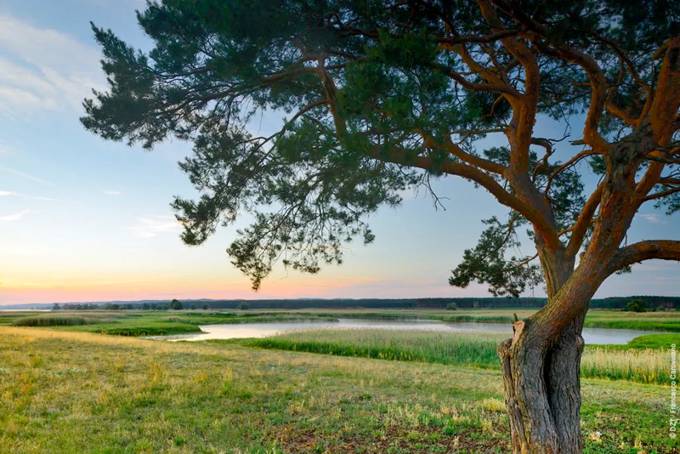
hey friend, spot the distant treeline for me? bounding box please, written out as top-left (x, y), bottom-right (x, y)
top-left (51, 296), bottom-right (680, 311)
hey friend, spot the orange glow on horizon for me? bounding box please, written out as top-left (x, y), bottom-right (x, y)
top-left (0, 272), bottom-right (401, 305)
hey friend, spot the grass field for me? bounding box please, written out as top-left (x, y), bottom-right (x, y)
top-left (0, 326), bottom-right (675, 453)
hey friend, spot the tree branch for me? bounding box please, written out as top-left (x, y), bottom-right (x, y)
top-left (369, 144), bottom-right (559, 248)
top-left (642, 186), bottom-right (680, 202)
top-left (609, 240), bottom-right (680, 275)
top-left (419, 131), bottom-right (506, 174)
top-left (566, 183), bottom-right (603, 257)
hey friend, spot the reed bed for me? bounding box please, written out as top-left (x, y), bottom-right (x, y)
top-left (245, 329), bottom-right (672, 385)
top-left (246, 329), bottom-right (505, 369)
top-left (581, 347), bottom-right (669, 384)
top-left (12, 316), bottom-right (99, 327)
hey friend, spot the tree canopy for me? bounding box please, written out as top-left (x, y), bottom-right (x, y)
top-left (82, 0), bottom-right (680, 295)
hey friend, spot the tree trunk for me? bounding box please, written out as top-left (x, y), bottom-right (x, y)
top-left (498, 294), bottom-right (588, 453)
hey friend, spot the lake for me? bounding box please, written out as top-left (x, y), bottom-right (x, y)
top-left (151, 318), bottom-right (657, 345)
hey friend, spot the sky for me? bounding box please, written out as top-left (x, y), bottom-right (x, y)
top-left (0, 0), bottom-right (678, 306)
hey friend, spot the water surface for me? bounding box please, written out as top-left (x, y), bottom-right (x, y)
top-left (152, 318), bottom-right (656, 345)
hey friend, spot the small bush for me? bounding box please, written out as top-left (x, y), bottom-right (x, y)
top-left (446, 303), bottom-right (458, 311)
top-left (625, 299), bottom-right (647, 312)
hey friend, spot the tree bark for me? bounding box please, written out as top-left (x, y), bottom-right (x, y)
top-left (498, 264), bottom-right (593, 453)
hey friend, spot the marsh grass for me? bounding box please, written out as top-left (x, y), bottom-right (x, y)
top-left (4, 308), bottom-right (680, 335)
top-left (0, 311), bottom-right (340, 337)
top-left (245, 329), bottom-right (504, 369)
top-left (245, 329), bottom-right (672, 384)
top-left (277, 308), bottom-right (680, 331)
top-left (581, 347), bottom-right (669, 384)
top-left (12, 316), bottom-right (100, 327)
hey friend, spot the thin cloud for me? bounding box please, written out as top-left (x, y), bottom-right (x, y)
top-left (0, 165), bottom-right (53, 186)
top-left (0, 209), bottom-right (30, 222)
top-left (0, 14), bottom-right (103, 115)
top-left (103, 190), bottom-right (122, 196)
top-left (130, 216), bottom-right (181, 239)
top-left (0, 141), bottom-right (19, 155)
top-left (639, 213), bottom-right (665, 224)
top-left (27, 195), bottom-right (56, 201)
top-left (0, 190), bottom-right (54, 201)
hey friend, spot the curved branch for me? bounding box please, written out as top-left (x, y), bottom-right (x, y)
top-left (419, 131), bottom-right (506, 174)
top-left (566, 183), bottom-right (603, 257)
top-left (370, 145), bottom-right (560, 248)
top-left (642, 186), bottom-right (680, 202)
top-left (544, 149), bottom-right (598, 194)
top-left (500, 2), bottom-right (611, 154)
top-left (608, 240), bottom-right (680, 275)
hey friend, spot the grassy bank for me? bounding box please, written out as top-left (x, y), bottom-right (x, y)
top-left (0, 326), bottom-right (674, 453)
top-left (6, 311), bottom-right (338, 336)
top-left (628, 333), bottom-right (680, 348)
top-left (243, 329), bottom-right (675, 384)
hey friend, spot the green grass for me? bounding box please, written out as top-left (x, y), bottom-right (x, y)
top-left (244, 329), bottom-right (673, 385)
top-left (584, 318), bottom-right (680, 332)
top-left (626, 333), bottom-right (680, 349)
top-left (11, 316), bottom-right (101, 327)
top-left (243, 329), bottom-right (504, 369)
top-left (0, 310), bottom-right (339, 336)
top-left (0, 326), bottom-right (675, 453)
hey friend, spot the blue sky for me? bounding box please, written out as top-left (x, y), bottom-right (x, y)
top-left (0, 0), bottom-right (678, 305)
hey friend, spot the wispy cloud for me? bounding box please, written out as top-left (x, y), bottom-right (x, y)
top-left (639, 213), bottom-right (665, 224)
top-left (0, 14), bottom-right (103, 115)
top-left (103, 190), bottom-right (122, 196)
top-left (0, 190), bottom-right (55, 201)
top-left (130, 216), bottom-right (180, 239)
top-left (0, 209), bottom-right (30, 222)
top-left (0, 142), bottom-right (17, 155)
top-left (0, 165), bottom-right (53, 186)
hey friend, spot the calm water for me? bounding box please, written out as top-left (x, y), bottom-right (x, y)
top-left (151, 318), bottom-right (657, 345)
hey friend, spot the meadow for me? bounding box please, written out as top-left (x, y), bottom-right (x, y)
top-left (0, 326), bottom-right (674, 453)
top-left (1, 308), bottom-right (678, 452)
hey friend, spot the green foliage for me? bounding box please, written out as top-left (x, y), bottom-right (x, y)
top-left (449, 215), bottom-right (542, 297)
top-left (81, 0), bottom-right (679, 293)
top-left (625, 299), bottom-right (648, 312)
top-left (446, 302), bottom-right (457, 311)
top-left (170, 299), bottom-right (184, 310)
